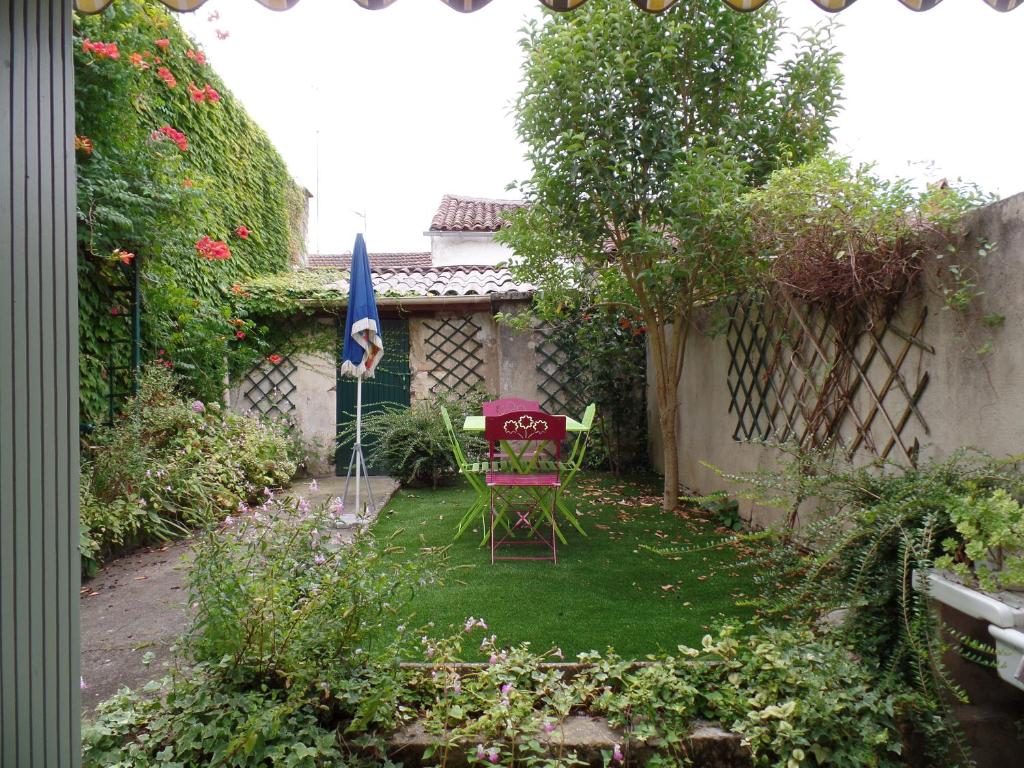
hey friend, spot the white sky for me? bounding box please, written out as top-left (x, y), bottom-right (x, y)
top-left (179, 0), bottom-right (1024, 254)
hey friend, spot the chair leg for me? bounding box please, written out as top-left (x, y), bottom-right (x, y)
top-left (552, 490), bottom-right (558, 564)
top-left (490, 488), bottom-right (496, 565)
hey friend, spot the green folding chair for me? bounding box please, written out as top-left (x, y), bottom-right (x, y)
top-left (441, 407), bottom-right (492, 541)
top-left (539, 402), bottom-right (595, 536)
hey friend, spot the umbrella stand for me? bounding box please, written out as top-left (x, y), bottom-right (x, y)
top-left (341, 376), bottom-right (377, 518)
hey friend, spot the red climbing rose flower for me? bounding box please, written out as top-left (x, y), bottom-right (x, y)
top-left (235, 330), bottom-right (246, 340)
top-left (267, 353), bottom-right (283, 365)
top-left (74, 136), bottom-right (93, 155)
top-left (235, 225), bottom-right (249, 239)
top-left (230, 283), bottom-right (244, 294)
top-left (112, 248), bottom-right (135, 265)
top-left (154, 38), bottom-right (170, 50)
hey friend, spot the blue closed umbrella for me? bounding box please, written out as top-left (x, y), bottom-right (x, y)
top-left (340, 233), bottom-right (383, 378)
top-left (339, 233), bottom-right (383, 516)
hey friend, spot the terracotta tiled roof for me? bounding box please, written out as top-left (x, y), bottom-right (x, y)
top-left (306, 252), bottom-right (431, 269)
top-left (322, 265), bottom-right (533, 299)
top-left (429, 194), bottom-right (525, 233)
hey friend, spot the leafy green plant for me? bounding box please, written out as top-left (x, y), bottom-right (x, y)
top-left (79, 365), bottom-right (300, 573)
top-left (187, 498), bottom-right (429, 699)
top-left (685, 491), bottom-right (744, 531)
top-left (340, 392), bottom-right (486, 488)
top-left (82, 661), bottom-right (351, 768)
top-left (936, 488), bottom-right (1024, 591)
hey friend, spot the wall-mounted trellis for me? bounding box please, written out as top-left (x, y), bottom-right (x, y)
top-left (535, 325), bottom-right (589, 416)
top-left (242, 356), bottom-right (298, 418)
top-left (424, 316), bottom-right (485, 395)
top-left (726, 292), bottom-right (933, 465)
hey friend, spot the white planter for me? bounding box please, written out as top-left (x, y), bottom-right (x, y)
top-left (912, 569), bottom-right (1024, 629)
top-left (987, 626), bottom-right (1024, 693)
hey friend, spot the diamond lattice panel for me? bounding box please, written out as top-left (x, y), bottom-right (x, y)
top-left (242, 357), bottom-right (297, 418)
top-left (424, 317), bottom-right (485, 395)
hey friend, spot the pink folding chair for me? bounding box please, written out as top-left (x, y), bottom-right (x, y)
top-left (485, 410), bottom-right (566, 564)
top-left (482, 397), bottom-right (540, 417)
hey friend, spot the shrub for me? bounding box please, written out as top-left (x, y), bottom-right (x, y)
top-left (79, 365), bottom-right (300, 573)
top-left (341, 391), bottom-right (486, 488)
top-left (186, 496), bottom-right (429, 695)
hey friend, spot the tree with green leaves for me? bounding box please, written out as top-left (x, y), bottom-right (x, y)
top-left (500, 0), bottom-right (843, 511)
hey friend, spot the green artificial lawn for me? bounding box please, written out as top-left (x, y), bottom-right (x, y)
top-left (372, 473), bottom-right (758, 660)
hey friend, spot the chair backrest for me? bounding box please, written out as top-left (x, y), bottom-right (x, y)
top-left (485, 410), bottom-right (566, 448)
top-left (580, 403), bottom-right (597, 431)
top-left (439, 407), bottom-right (468, 467)
top-left (482, 397), bottom-right (541, 417)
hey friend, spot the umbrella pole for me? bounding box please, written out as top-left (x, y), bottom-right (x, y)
top-left (355, 376), bottom-right (362, 516)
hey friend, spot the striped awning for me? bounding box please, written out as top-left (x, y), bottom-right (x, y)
top-left (72, 0), bottom-right (1024, 15)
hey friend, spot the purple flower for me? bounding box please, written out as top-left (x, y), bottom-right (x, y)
top-left (476, 745), bottom-right (486, 761)
top-left (80, 676), bottom-right (88, 690)
top-left (500, 683), bottom-right (512, 695)
top-left (543, 720), bottom-right (556, 734)
top-left (488, 654), bottom-right (498, 665)
top-left (612, 744), bottom-right (624, 764)
top-left (452, 676), bottom-right (462, 695)
top-left (298, 497), bottom-right (311, 513)
top-left (308, 478), bottom-right (319, 492)
top-left (191, 400), bottom-right (205, 413)
top-left (313, 553), bottom-right (326, 565)
top-left (487, 748), bottom-right (500, 764)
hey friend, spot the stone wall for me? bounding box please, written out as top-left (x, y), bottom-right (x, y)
top-left (648, 190), bottom-right (1024, 527)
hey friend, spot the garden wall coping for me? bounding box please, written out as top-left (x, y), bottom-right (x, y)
top-left (388, 716), bottom-right (751, 768)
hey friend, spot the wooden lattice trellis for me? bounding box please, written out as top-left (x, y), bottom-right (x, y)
top-left (242, 356), bottom-right (297, 418)
top-left (726, 293), bottom-right (933, 465)
top-left (424, 317), bottom-right (485, 395)
top-left (535, 326), bottom-right (589, 416)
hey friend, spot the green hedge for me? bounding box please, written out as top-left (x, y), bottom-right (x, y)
top-left (74, 0), bottom-right (305, 423)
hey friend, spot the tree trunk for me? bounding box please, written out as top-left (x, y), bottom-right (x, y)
top-left (659, 392), bottom-right (680, 512)
top-left (648, 321), bottom-right (681, 513)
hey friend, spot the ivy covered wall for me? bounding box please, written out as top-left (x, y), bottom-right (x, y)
top-left (74, 0), bottom-right (306, 424)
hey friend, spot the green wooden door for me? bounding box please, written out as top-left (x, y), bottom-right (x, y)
top-left (336, 316), bottom-right (411, 475)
